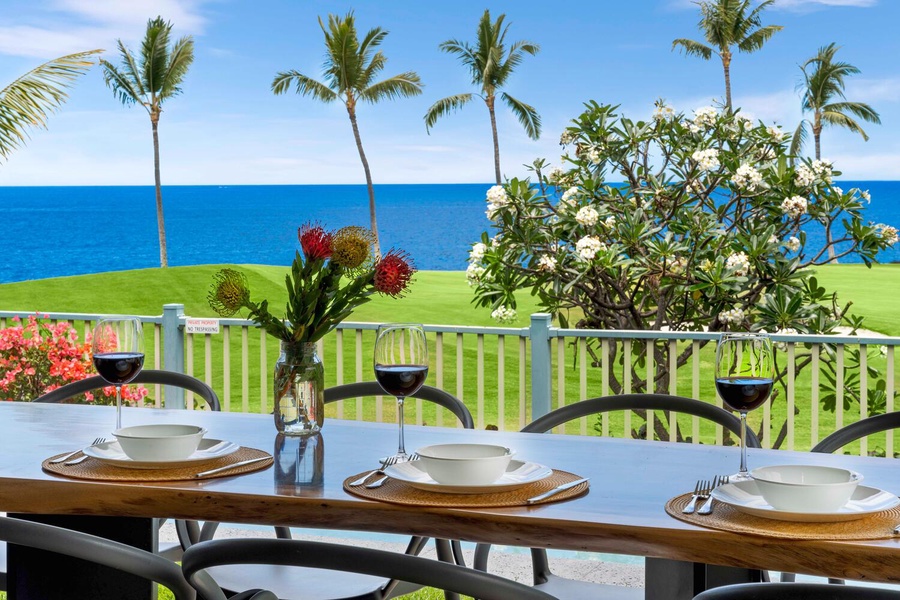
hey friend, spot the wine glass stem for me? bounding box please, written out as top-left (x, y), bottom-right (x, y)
top-left (115, 385), bottom-right (122, 430)
top-left (739, 411), bottom-right (748, 476)
top-left (397, 396), bottom-right (407, 457)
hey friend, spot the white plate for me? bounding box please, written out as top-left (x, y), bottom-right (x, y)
top-left (384, 459), bottom-right (552, 494)
top-left (82, 438), bottom-right (240, 470)
top-left (710, 479), bottom-right (899, 522)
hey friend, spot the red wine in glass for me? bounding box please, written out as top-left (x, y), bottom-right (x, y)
top-left (715, 377), bottom-right (773, 412)
top-left (374, 365), bottom-right (428, 398)
top-left (93, 352), bottom-right (145, 385)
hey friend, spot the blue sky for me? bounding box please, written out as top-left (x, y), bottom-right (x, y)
top-left (0, 0), bottom-right (898, 185)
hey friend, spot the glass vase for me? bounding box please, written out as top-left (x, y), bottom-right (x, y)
top-left (273, 342), bottom-right (324, 436)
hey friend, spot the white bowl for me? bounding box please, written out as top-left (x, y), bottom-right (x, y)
top-left (750, 465), bottom-right (862, 513)
top-left (113, 424), bottom-right (207, 462)
top-left (416, 443), bottom-right (514, 485)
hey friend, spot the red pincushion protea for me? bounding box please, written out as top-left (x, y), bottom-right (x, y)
top-left (374, 250), bottom-right (416, 297)
top-left (298, 223), bottom-right (333, 261)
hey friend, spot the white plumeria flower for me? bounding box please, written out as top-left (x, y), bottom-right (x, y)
top-left (718, 307), bottom-right (745, 326)
top-left (774, 327), bottom-right (798, 351)
top-left (575, 236), bottom-right (606, 261)
top-left (794, 164), bottom-right (815, 187)
top-left (559, 130), bottom-right (576, 145)
top-left (726, 251), bottom-right (750, 276)
top-left (653, 103), bottom-right (675, 121)
top-left (767, 126), bottom-right (785, 142)
top-left (604, 215), bottom-right (616, 228)
top-left (559, 187), bottom-right (580, 209)
top-left (691, 148), bottom-right (720, 171)
top-left (861, 189), bottom-right (872, 202)
top-left (668, 256), bottom-right (687, 275)
top-left (692, 106), bottom-right (718, 128)
top-left (786, 236), bottom-right (801, 253)
top-left (781, 196), bottom-right (808, 219)
top-left (547, 166), bottom-right (566, 184)
top-left (877, 224), bottom-right (899, 245)
top-left (469, 242), bottom-right (488, 262)
top-left (687, 179), bottom-right (705, 195)
top-left (465, 263), bottom-right (485, 286)
top-left (491, 306), bottom-right (518, 324)
top-left (733, 164), bottom-right (763, 190)
top-left (575, 206), bottom-right (600, 227)
top-left (486, 185), bottom-right (508, 206)
top-left (587, 148), bottom-right (601, 164)
top-left (537, 255), bottom-right (557, 272)
top-left (811, 159), bottom-right (833, 179)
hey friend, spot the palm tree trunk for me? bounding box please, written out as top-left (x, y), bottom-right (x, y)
top-left (150, 115), bottom-right (168, 268)
top-left (812, 112), bottom-right (836, 262)
top-left (487, 96), bottom-right (502, 185)
top-left (346, 103), bottom-right (381, 258)
top-left (722, 53), bottom-right (732, 112)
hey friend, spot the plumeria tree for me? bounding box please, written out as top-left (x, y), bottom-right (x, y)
top-left (467, 101), bottom-right (897, 445)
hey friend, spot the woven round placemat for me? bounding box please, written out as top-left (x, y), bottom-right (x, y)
top-left (343, 469), bottom-right (588, 507)
top-left (666, 492), bottom-right (900, 540)
top-left (42, 447), bottom-right (273, 482)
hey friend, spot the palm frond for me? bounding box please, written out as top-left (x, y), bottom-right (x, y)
top-left (672, 38), bottom-right (714, 60)
top-left (142, 17), bottom-right (172, 95)
top-left (157, 36), bottom-right (194, 103)
top-left (359, 51), bottom-right (387, 89)
top-left (789, 120), bottom-right (809, 160)
top-left (737, 25), bottom-right (782, 53)
top-left (271, 71), bottom-right (338, 102)
top-left (823, 101), bottom-right (881, 125)
top-left (500, 92), bottom-right (541, 140)
top-left (821, 111), bottom-right (869, 140)
top-left (423, 93), bottom-right (474, 132)
top-left (360, 72), bottom-right (423, 103)
top-left (99, 59), bottom-right (145, 109)
top-left (0, 49), bottom-right (101, 160)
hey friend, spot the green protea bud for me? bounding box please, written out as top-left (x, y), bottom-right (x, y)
top-left (208, 269), bottom-right (250, 317)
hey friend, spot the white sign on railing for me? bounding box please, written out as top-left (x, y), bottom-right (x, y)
top-left (185, 318), bottom-right (220, 334)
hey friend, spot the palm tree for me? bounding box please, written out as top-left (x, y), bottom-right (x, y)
top-left (0, 50), bottom-right (101, 161)
top-left (100, 17), bottom-right (194, 269)
top-left (672, 0), bottom-right (782, 111)
top-left (424, 10), bottom-right (541, 185)
top-left (790, 43), bottom-right (881, 160)
top-left (272, 12), bottom-right (422, 258)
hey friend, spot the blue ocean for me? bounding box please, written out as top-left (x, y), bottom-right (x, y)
top-left (0, 181), bottom-right (898, 284)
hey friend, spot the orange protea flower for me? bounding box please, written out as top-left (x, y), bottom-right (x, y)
top-left (298, 223), bottom-right (333, 261)
top-left (331, 226), bottom-right (374, 270)
top-left (374, 250), bottom-right (416, 297)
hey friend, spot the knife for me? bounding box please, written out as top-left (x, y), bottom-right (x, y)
top-left (195, 456), bottom-right (271, 478)
top-left (525, 478), bottom-right (590, 504)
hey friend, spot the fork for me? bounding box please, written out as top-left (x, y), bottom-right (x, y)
top-left (363, 453), bottom-right (420, 489)
top-left (50, 437), bottom-right (105, 464)
top-left (350, 454), bottom-right (406, 487)
top-left (698, 475), bottom-right (729, 515)
top-left (682, 479), bottom-right (710, 514)
top-left (63, 437), bottom-right (106, 466)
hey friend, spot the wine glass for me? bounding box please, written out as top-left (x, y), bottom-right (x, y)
top-left (92, 318), bottom-right (145, 430)
top-left (374, 323), bottom-right (428, 465)
top-left (715, 332), bottom-right (774, 482)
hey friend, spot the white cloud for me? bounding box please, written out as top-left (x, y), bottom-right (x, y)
top-left (825, 151), bottom-right (900, 179)
top-left (776, 0), bottom-right (877, 8)
top-left (54, 0), bottom-right (208, 31)
top-left (847, 78), bottom-right (900, 104)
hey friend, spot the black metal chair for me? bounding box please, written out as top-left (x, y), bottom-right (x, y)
top-left (474, 393), bottom-right (762, 600)
top-left (181, 538), bottom-right (558, 600)
top-left (0, 515), bottom-right (195, 599)
top-left (32, 370), bottom-right (224, 562)
top-left (694, 582), bottom-right (900, 599)
top-left (34, 369), bottom-right (221, 411)
top-left (181, 382), bottom-right (474, 600)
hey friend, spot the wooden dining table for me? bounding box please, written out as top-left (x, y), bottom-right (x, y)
top-left (3, 401), bottom-right (900, 599)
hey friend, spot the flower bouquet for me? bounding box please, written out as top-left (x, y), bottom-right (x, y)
top-left (208, 223), bottom-right (415, 434)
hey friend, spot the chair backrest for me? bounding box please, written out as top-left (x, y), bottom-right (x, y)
top-left (474, 393), bottom-right (759, 581)
top-left (524, 393), bottom-right (761, 448)
top-left (181, 538), bottom-right (557, 600)
top-left (0, 516), bottom-right (195, 600)
top-left (812, 412), bottom-right (900, 454)
top-left (694, 582), bottom-right (900, 600)
top-left (34, 370), bottom-right (221, 411)
top-left (324, 381), bottom-right (474, 429)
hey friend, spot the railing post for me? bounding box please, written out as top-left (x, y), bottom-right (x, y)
top-left (530, 313), bottom-right (552, 419)
top-left (162, 303), bottom-right (186, 409)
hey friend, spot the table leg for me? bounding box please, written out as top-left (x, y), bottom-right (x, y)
top-left (7, 514), bottom-right (157, 600)
top-left (645, 559), bottom-right (765, 600)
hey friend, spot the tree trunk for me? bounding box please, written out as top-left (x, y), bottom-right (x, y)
top-left (487, 95), bottom-right (502, 185)
top-left (346, 101), bottom-right (381, 259)
top-left (722, 52), bottom-right (733, 112)
top-left (813, 110), bottom-right (837, 262)
top-left (150, 114), bottom-right (168, 268)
